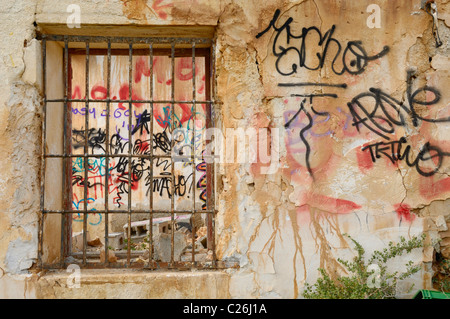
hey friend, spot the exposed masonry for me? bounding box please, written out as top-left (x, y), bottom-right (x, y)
top-left (0, 0), bottom-right (448, 298)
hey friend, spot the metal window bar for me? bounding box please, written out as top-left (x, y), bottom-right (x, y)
top-left (209, 42), bottom-right (217, 267)
top-left (37, 34), bottom-right (221, 270)
top-left (104, 40), bottom-right (111, 267)
top-left (127, 42), bottom-right (133, 266)
top-left (83, 41), bottom-right (89, 266)
top-left (191, 43), bottom-right (196, 265)
top-left (61, 37), bottom-right (69, 268)
top-left (148, 43), bottom-right (154, 269)
top-left (170, 42), bottom-right (175, 267)
top-left (38, 37), bottom-right (47, 269)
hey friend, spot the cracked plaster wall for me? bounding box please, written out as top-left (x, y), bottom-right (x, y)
top-left (0, 0), bottom-right (448, 298)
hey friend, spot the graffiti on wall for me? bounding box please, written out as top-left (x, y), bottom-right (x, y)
top-left (256, 9), bottom-right (390, 77)
top-left (256, 8), bottom-right (450, 218)
top-left (349, 70), bottom-right (450, 177)
top-left (70, 54), bottom-right (208, 222)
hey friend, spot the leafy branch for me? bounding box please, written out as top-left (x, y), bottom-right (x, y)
top-left (303, 233), bottom-right (426, 299)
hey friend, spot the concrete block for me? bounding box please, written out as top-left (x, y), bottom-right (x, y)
top-left (122, 215), bottom-right (192, 242)
top-left (181, 252), bottom-right (207, 262)
top-left (184, 241), bottom-right (204, 252)
top-left (107, 232), bottom-right (124, 250)
top-left (123, 220), bottom-right (150, 242)
top-left (154, 230), bottom-right (188, 262)
top-left (158, 221), bottom-right (171, 235)
top-left (72, 231), bottom-right (89, 252)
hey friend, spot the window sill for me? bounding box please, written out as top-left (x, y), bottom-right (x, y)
top-left (35, 268), bottom-right (231, 298)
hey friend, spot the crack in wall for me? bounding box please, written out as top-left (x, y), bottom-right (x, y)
top-left (1, 0), bottom-right (449, 299)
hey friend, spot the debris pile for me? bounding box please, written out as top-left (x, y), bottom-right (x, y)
top-left (71, 214), bottom-right (212, 264)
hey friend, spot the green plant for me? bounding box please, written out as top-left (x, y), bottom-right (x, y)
top-left (123, 238), bottom-right (137, 250)
top-left (303, 233), bottom-right (426, 299)
top-left (433, 258), bottom-right (450, 293)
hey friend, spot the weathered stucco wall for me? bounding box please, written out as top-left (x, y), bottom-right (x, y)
top-left (0, 0), bottom-right (449, 298)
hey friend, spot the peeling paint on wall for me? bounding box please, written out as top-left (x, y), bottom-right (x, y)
top-left (0, 0), bottom-right (448, 299)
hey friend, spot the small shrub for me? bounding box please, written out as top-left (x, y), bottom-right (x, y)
top-left (303, 233), bottom-right (426, 299)
top-left (433, 257), bottom-right (450, 293)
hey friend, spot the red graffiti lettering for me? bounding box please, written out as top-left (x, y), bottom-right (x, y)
top-left (118, 84), bottom-right (143, 110)
top-left (394, 203), bottom-right (415, 222)
top-left (151, 0), bottom-right (173, 20)
top-left (91, 84), bottom-right (107, 100)
top-left (72, 85), bottom-right (82, 99)
top-left (134, 56), bottom-right (151, 83)
top-left (419, 175), bottom-right (450, 200)
top-left (175, 57), bottom-right (197, 81)
top-left (356, 144), bottom-right (374, 173)
top-left (307, 193), bottom-right (362, 214)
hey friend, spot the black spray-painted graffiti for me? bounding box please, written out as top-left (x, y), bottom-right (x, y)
top-left (72, 128), bottom-right (107, 153)
top-left (282, 71), bottom-right (449, 178)
top-left (348, 71), bottom-right (450, 177)
top-left (361, 137), bottom-right (450, 177)
top-left (284, 96), bottom-right (331, 179)
top-left (256, 9), bottom-right (389, 77)
top-left (258, 8), bottom-right (391, 179)
top-left (72, 123), bottom-right (205, 208)
top-left (348, 70), bottom-right (447, 140)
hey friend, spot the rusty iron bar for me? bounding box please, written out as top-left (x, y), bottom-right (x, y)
top-left (104, 40), bottom-right (112, 266)
top-left (170, 42), bottom-right (175, 267)
top-left (82, 41), bottom-right (90, 266)
top-left (205, 46), bottom-right (213, 254)
top-left (46, 98), bottom-right (212, 104)
top-left (66, 42), bottom-right (74, 260)
top-left (68, 48), bottom-right (210, 58)
top-left (40, 39), bottom-right (47, 213)
top-left (127, 42), bottom-right (133, 266)
top-left (70, 250), bottom-right (216, 263)
top-left (148, 43), bottom-right (154, 268)
top-left (42, 209), bottom-right (217, 214)
top-left (38, 260), bottom-right (237, 270)
top-left (37, 34), bottom-right (212, 45)
top-left (38, 38), bottom-right (47, 268)
top-left (191, 42), bottom-right (196, 265)
top-left (45, 154), bottom-right (215, 161)
top-left (210, 41), bottom-right (217, 266)
top-left (60, 37), bottom-right (69, 268)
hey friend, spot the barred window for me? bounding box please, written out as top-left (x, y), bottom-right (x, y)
top-left (38, 34), bottom-right (217, 269)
